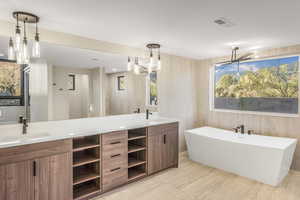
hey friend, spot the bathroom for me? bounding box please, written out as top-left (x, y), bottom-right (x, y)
top-left (0, 1), bottom-right (300, 200)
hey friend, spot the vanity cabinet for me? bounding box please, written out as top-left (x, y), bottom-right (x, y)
top-left (0, 139), bottom-right (72, 200)
top-left (0, 160), bottom-right (35, 200)
top-left (0, 122), bottom-right (179, 200)
top-left (148, 123), bottom-right (179, 175)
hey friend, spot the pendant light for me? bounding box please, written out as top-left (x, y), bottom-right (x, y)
top-left (8, 11), bottom-right (40, 63)
top-left (15, 14), bottom-right (21, 52)
top-left (127, 57), bottom-right (132, 71)
top-left (22, 21), bottom-right (29, 64)
top-left (32, 21), bottom-right (40, 58)
top-left (127, 43), bottom-right (162, 75)
top-left (134, 57), bottom-right (140, 75)
top-left (8, 37), bottom-right (15, 60)
top-left (157, 48), bottom-right (161, 70)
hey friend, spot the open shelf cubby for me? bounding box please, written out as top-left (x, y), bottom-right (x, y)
top-left (128, 128), bottom-right (147, 141)
top-left (128, 138), bottom-right (147, 153)
top-left (72, 135), bottom-right (101, 200)
top-left (128, 151), bottom-right (146, 168)
top-left (73, 179), bottom-right (101, 200)
top-left (73, 148), bottom-right (100, 167)
top-left (73, 135), bottom-right (100, 152)
top-left (73, 163), bottom-right (100, 186)
top-left (128, 164), bottom-right (147, 182)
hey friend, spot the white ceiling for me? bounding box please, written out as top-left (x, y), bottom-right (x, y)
top-left (0, 0), bottom-right (300, 59)
top-left (0, 36), bottom-right (128, 73)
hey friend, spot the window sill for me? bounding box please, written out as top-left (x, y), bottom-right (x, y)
top-left (211, 108), bottom-right (299, 118)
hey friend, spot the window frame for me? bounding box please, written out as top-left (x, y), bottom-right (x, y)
top-left (117, 75), bottom-right (125, 91)
top-left (209, 55), bottom-right (300, 118)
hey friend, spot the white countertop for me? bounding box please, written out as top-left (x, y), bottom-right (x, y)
top-left (0, 113), bottom-right (178, 149)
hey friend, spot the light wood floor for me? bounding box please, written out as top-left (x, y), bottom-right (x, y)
top-left (95, 152), bottom-right (300, 200)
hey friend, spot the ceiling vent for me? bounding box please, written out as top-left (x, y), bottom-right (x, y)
top-left (214, 17), bottom-right (235, 27)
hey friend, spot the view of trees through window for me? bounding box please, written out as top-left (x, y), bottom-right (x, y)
top-left (214, 56), bottom-right (299, 114)
top-left (149, 71), bottom-right (158, 106)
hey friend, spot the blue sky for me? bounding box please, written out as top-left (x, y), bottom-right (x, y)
top-left (215, 56), bottom-right (298, 81)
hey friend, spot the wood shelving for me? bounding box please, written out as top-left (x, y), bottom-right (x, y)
top-left (127, 128), bottom-right (148, 182)
top-left (128, 157), bottom-right (146, 168)
top-left (73, 143), bottom-right (100, 152)
top-left (73, 167), bottom-right (100, 185)
top-left (128, 165), bottom-right (147, 182)
top-left (73, 154), bottom-right (100, 167)
top-left (128, 144), bottom-right (146, 153)
top-left (73, 180), bottom-right (100, 200)
top-left (72, 135), bottom-right (101, 200)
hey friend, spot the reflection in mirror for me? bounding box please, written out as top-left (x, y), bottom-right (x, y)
top-left (0, 36), bottom-right (158, 125)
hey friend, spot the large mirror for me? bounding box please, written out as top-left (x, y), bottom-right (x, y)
top-left (0, 36), bottom-right (158, 125)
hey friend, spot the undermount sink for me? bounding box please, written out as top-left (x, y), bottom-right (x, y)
top-left (26, 132), bottom-right (51, 140)
top-left (0, 132), bottom-right (51, 146)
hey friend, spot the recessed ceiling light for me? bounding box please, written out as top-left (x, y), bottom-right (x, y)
top-left (214, 17), bottom-right (235, 27)
top-left (91, 58), bottom-right (99, 61)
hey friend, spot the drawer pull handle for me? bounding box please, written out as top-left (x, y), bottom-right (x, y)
top-left (110, 141), bottom-right (121, 145)
top-left (110, 167), bottom-right (121, 172)
top-left (33, 161), bottom-right (37, 177)
top-left (111, 154), bottom-right (121, 158)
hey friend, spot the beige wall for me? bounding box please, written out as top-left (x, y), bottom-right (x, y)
top-left (52, 66), bottom-right (94, 120)
top-left (196, 44), bottom-right (300, 170)
top-left (106, 72), bottom-right (147, 115)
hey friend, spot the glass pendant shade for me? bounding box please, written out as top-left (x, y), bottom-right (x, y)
top-left (22, 38), bottom-right (29, 64)
top-left (127, 43), bottom-right (161, 75)
top-left (127, 57), bottom-right (132, 71)
top-left (15, 27), bottom-right (21, 52)
top-left (32, 34), bottom-right (40, 58)
top-left (8, 37), bottom-right (15, 60)
top-left (134, 63), bottom-right (140, 74)
top-left (157, 59), bottom-right (161, 70)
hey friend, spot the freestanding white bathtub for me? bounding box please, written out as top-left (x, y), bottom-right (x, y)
top-left (185, 127), bottom-right (297, 186)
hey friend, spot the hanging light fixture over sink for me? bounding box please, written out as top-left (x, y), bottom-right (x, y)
top-left (127, 43), bottom-right (161, 75)
top-left (8, 11), bottom-right (41, 64)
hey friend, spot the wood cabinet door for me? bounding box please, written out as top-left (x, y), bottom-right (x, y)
top-left (148, 134), bottom-right (164, 175)
top-left (164, 128), bottom-right (179, 168)
top-left (0, 160), bottom-right (35, 200)
top-left (35, 152), bottom-right (72, 200)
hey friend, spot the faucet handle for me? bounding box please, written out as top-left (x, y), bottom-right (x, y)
top-left (233, 127), bottom-right (239, 133)
top-left (247, 130), bottom-right (254, 135)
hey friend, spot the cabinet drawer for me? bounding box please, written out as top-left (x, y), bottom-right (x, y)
top-left (102, 131), bottom-right (128, 145)
top-left (102, 157), bottom-right (128, 175)
top-left (102, 146), bottom-right (128, 161)
top-left (102, 168), bottom-right (128, 191)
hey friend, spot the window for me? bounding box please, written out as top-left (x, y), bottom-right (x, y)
top-left (68, 74), bottom-right (75, 90)
top-left (117, 76), bottom-right (125, 90)
top-left (146, 71), bottom-right (158, 106)
top-left (0, 59), bottom-right (24, 106)
top-left (212, 56), bottom-right (299, 115)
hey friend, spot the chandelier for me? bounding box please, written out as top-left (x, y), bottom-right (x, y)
top-left (127, 43), bottom-right (161, 75)
top-left (8, 11), bottom-right (40, 64)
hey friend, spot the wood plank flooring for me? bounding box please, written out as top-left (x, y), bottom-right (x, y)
top-left (94, 152), bottom-right (300, 200)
